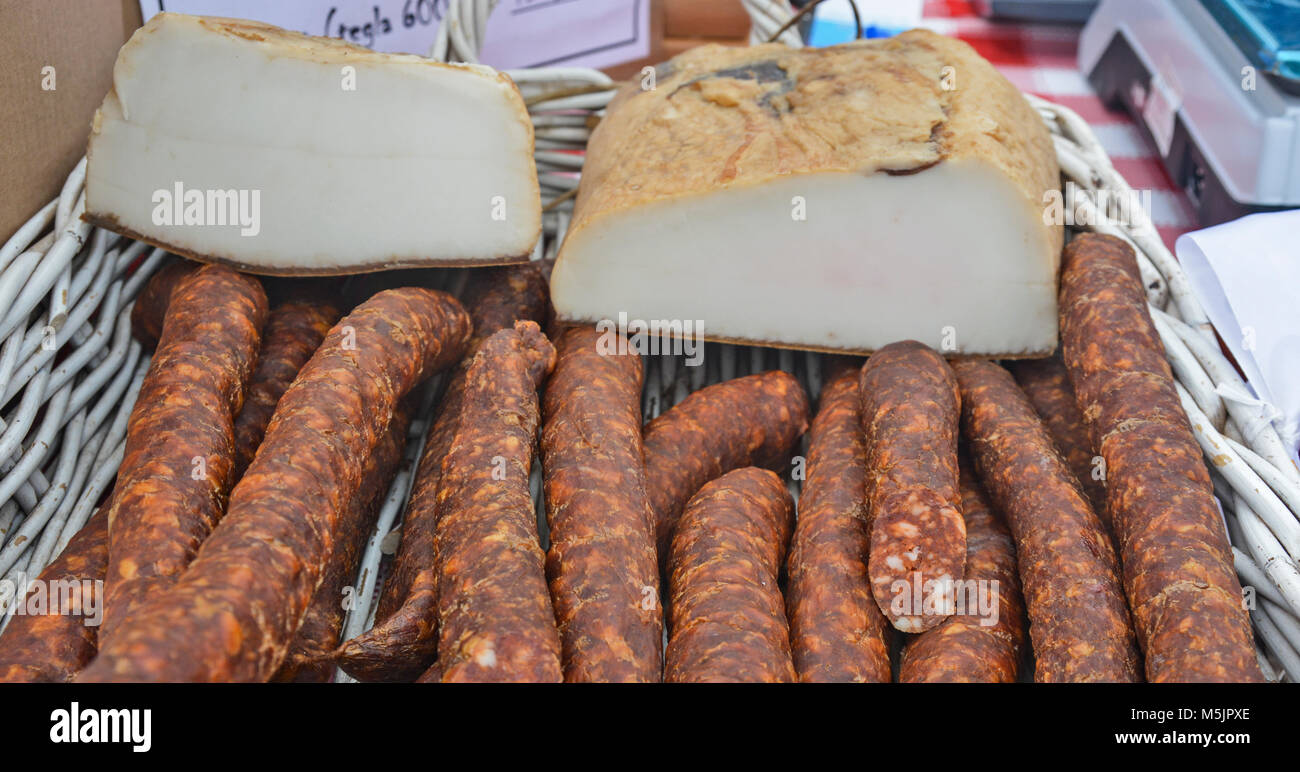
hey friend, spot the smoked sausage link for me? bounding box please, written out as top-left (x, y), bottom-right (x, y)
top-left (1059, 233), bottom-right (1262, 682)
top-left (101, 265), bottom-right (267, 639)
top-left (1009, 356), bottom-right (1110, 526)
top-left (642, 371), bottom-right (809, 556)
top-left (429, 321), bottom-right (561, 683)
top-left (79, 287), bottom-right (470, 682)
top-left (231, 299), bottom-right (340, 478)
top-left (272, 405), bottom-right (411, 682)
top-left (786, 360), bottom-right (891, 682)
top-left (129, 260), bottom-right (196, 348)
top-left (899, 459), bottom-right (1026, 682)
top-left (542, 325), bottom-right (663, 682)
top-left (858, 341), bottom-right (965, 633)
top-left (666, 467), bottom-right (795, 683)
top-left (953, 358), bottom-right (1140, 682)
top-left (337, 263), bottom-right (548, 682)
top-left (0, 509), bottom-right (109, 682)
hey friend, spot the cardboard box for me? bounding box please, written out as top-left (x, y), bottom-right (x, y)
top-left (663, 0), bottom-right (751, 61)
top-left (0, 1), bottom-right (141, 240)
top-left (665, 0), bottom-right (752, 39)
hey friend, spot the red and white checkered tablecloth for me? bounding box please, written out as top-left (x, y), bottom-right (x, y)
top-left (921, 0), bottom-right (1198, 251)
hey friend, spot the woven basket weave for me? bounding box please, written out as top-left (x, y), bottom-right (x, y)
top-left (0, 0), bottom-right (1295, 682)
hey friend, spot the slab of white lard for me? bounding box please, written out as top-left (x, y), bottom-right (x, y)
top-left (85, 13), bottom-right (540, 275)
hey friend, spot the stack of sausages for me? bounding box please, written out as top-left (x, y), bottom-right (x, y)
top-left (0, 233), bottom-right (1266, 683)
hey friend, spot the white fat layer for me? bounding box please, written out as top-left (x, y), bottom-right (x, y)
top-left (552, 163), bottom-right (1058, 355)
top-left (86, 18), bottom-right (539, 271)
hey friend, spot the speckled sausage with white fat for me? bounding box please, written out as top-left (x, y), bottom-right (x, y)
top-left (858, 341), bottom-right (966, 633)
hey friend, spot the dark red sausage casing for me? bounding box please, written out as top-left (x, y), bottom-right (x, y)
top-left (272, 404), bottom-right (411, 682)
top-left (858, 341), bottom-right (965, 633)
top-left (79, 287), bottom-right (470, 682)
top-left (129, 260), bottom-right (195, 348)
top-left (666, 467), bottom-right (795, 683)
top-left (786, 359), bottom-right (891, 682)
top-left (642, 371), bottom-right (809, 556)
top-left (101, 265), bottom-right (267, 639)
top-left (953, 358), bottom-right (1140, 682)
top-left (900, 459), bottom-right (1026, 683)
top-left (0, 508), bottom-right (109, 682)
top-left (231, 299), bottom-right (340, 479)
top-left (427, 321), bottom-right (561, 683)
top-left (337, 263), bottom-right (549, 682)
top-left (1008, 356), bottom-right (1110, 527)
top-left (542, 325), bottom-right (662, 682)
top-left (1059, 233), bottom-right (1262, 682)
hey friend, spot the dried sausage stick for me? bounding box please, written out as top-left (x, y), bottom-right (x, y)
top-left (0, 508), bottom-right (109, 682)
top-left (786, 360), bottom-right (891, 682)
top-left (665, 467), bottom-right (795, 683)
top-left (232, 299), bottom-right (341, 479)
top-left (899, 459), bottom-right (1026, 683)
top-left (1059, 233), bottom-right (1262, 682)
top-left (424, 322), bottom-right (561, 683)
top-left (642, 371), bottom-right (809, 557)
top-left (272, 404), bottom-right (411, 682)
top-left (542, 325), bottom-right (663, 682)
top-left (128, 260), bottom-right (195, 348)
top-left (101, 265), bottom-right (267, 639)
top-left (337, 263), bottom-right (548, 682)
top-left (1009, 357), bottom-right (1110, 526)
top-left (79, 288), bottom-right (470, 682)
top-left (953, 358), bottom-right (1140, 682)
top-left (858, 341), bottom-right (965, 633)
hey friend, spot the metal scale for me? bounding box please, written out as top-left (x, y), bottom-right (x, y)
top-left (1080, 0), bottom-right (1300, 224)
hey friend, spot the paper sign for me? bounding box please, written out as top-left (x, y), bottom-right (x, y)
top-left (139, 0), bottom-right (649, 69)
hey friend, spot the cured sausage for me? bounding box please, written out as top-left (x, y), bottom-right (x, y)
top-left (427, 321), bottom-right (561, 683)
top-left (101, 265), bottom-right (267, 639)
top-left (953, 357), bottom-right (1139, 682)
top-left (272, 404), bottom-right (411, 683)
top-left (1009, 357), bottom-right (1109, 525)
top-left (1059, 233), bottom-right (1262, 682)
top-left (0, 508), bottom-right (109, 683)
top-left (79, 287), bottom-right (471, 682)
top-left (665, 467), bottom-right (795, 683)
top-left (336, 263), bottom-right (548, 682)
top-left (129, 260), bottom-right (196, 348)
top-left (858, 341), bottom-right (965, 633)
top-left (542, 325), bottom-right (662, 682)
top-left (642, 371), bottom-right (809, 556)
top-left (785, 358), bottom-right (891, 682)
top-left (899, 459), bottom-right (1025, 683)
top-left (232, 299), bottom-right (341, 478)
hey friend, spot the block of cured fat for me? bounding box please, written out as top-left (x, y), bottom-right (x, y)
top-left (550, 29), bottom-right (1064, 356)
top-left (84, 13), bottom-right (540, 275)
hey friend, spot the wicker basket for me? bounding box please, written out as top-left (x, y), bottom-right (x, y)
top-left (0, 0), bottom-right (1296, 682)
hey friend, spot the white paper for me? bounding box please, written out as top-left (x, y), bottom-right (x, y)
top-left (1177, 210), bottom-right (1300, 467)
top-left (138, 0), bottom-right (649, 69)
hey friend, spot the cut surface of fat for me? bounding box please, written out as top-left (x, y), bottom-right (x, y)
top-left (552, 163), bottom-right (1058, 355)
top-left (85, 13), bottom-right (540, 275)
top-left (551, 31), bottom-right (1063, 356)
